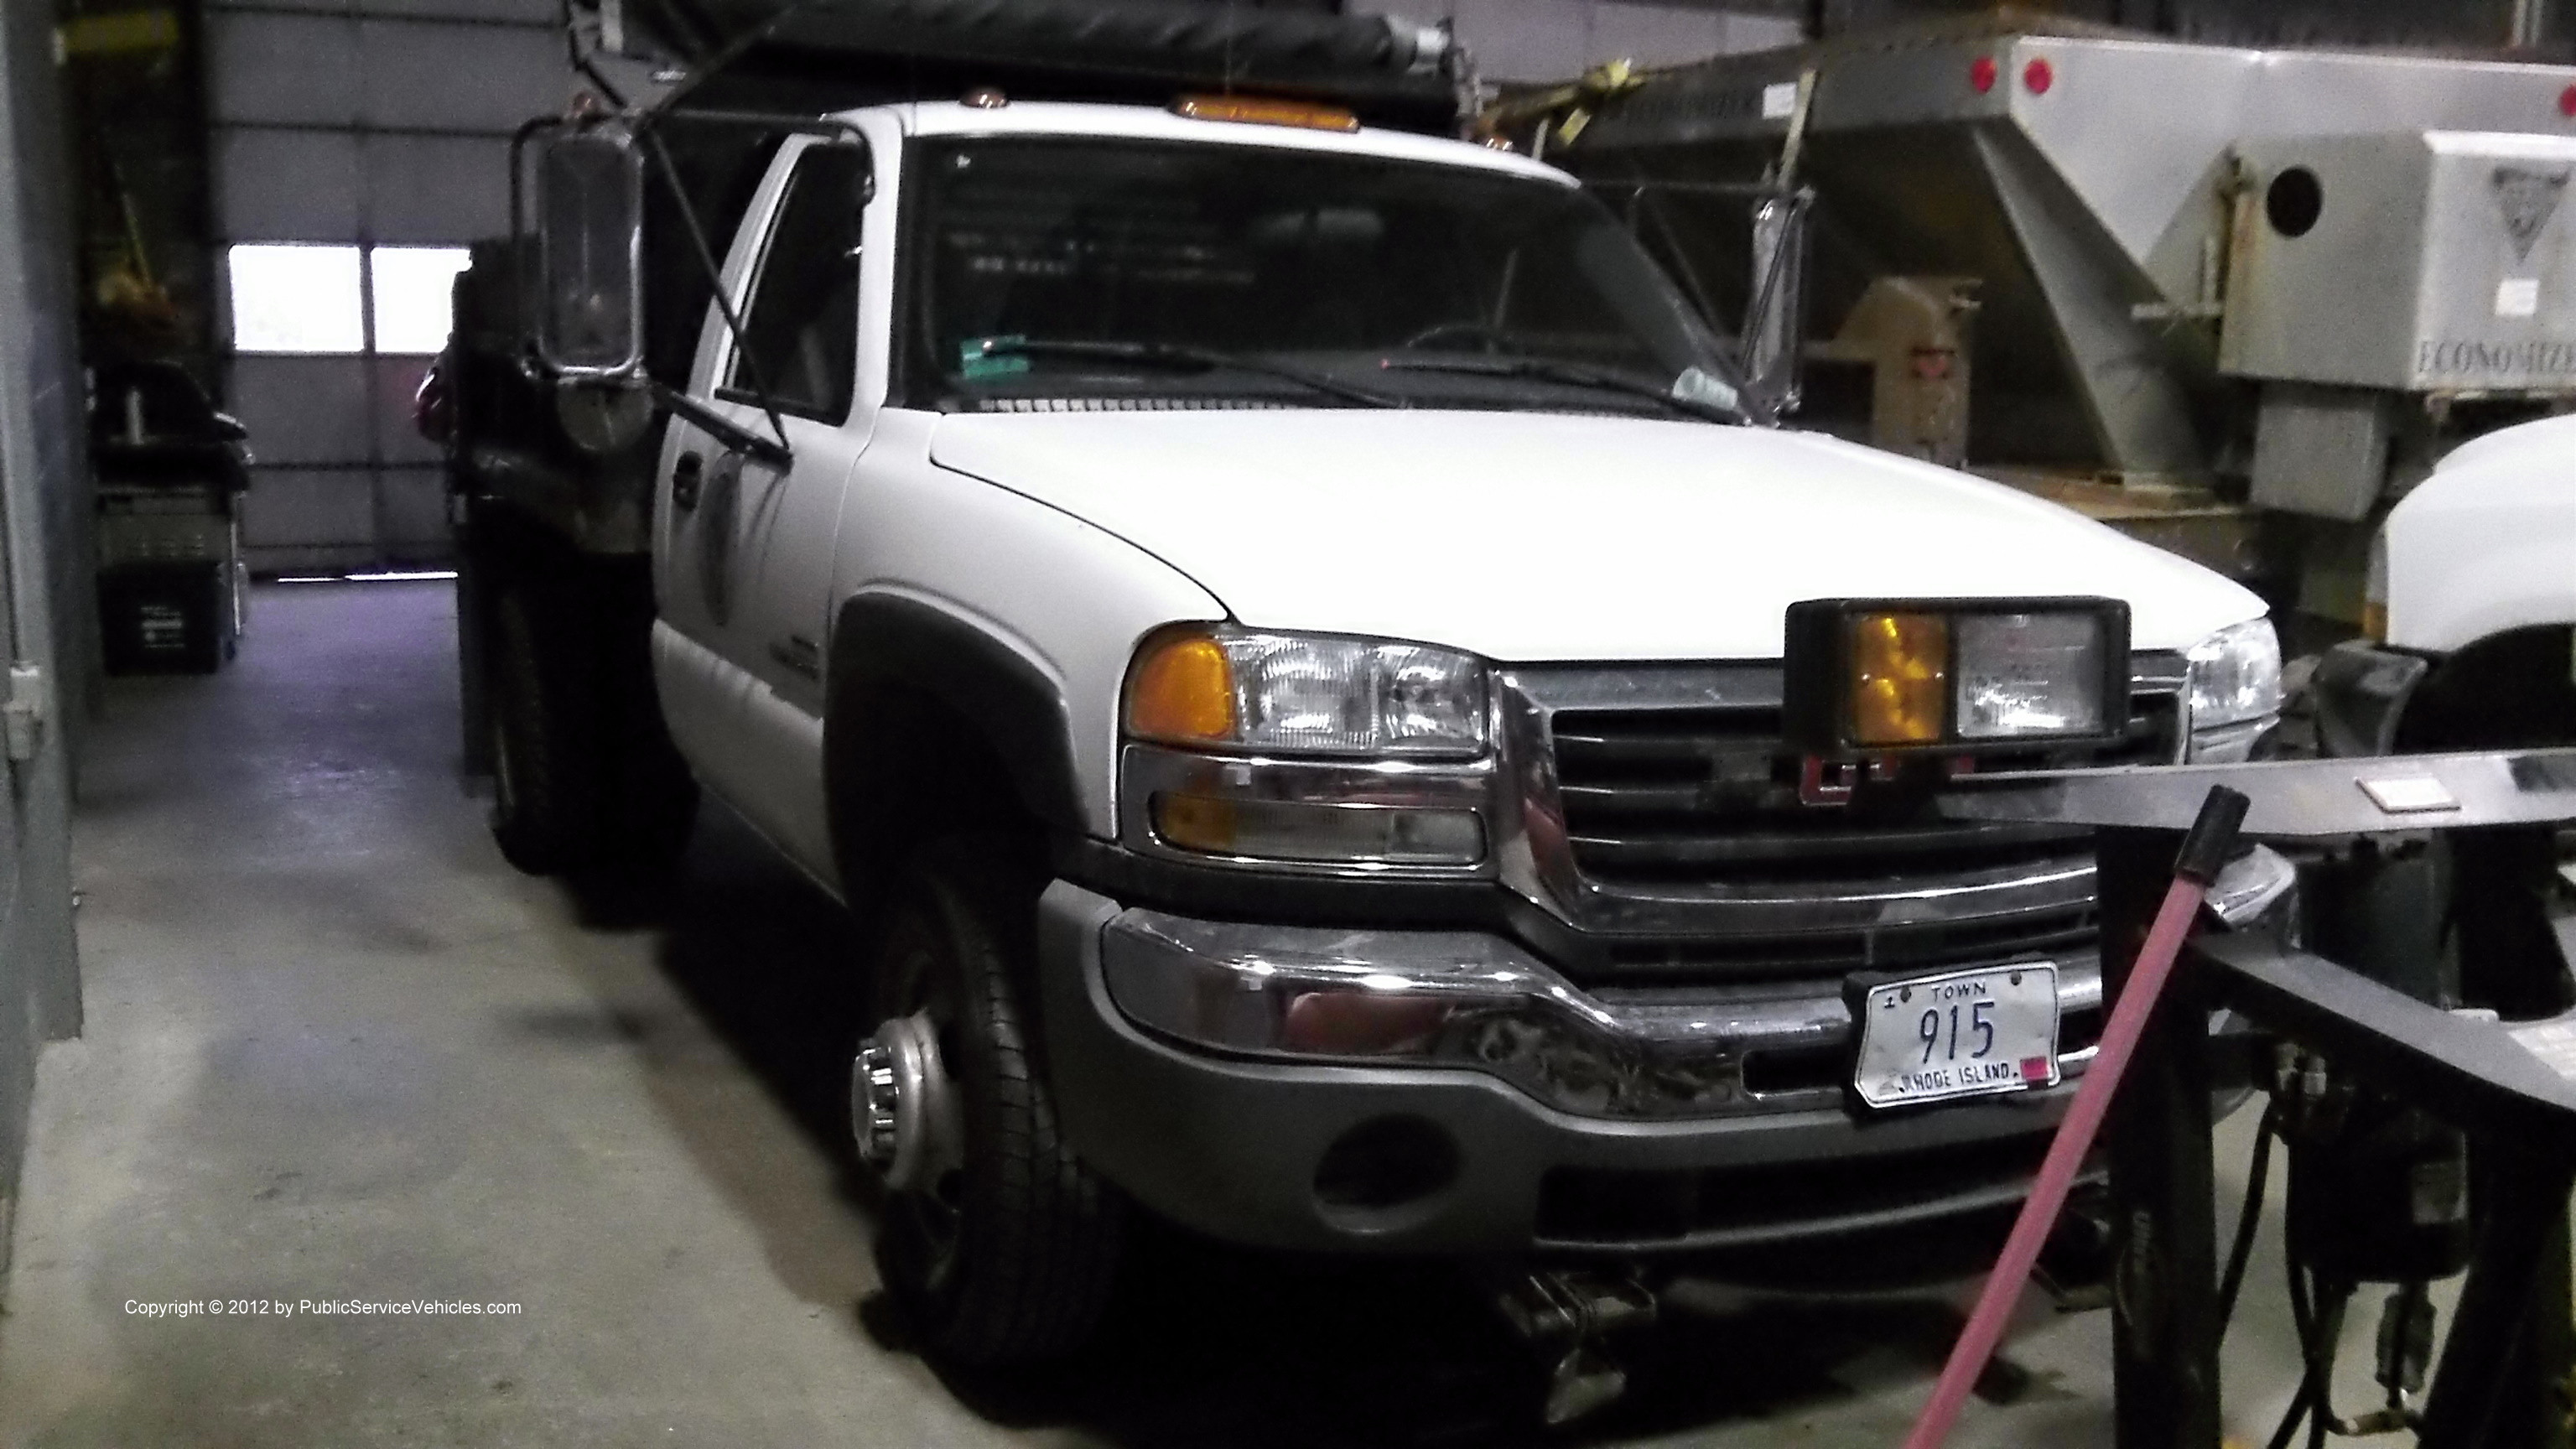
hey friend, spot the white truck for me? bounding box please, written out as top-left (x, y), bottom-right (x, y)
top-left (447, 11), bottom-right (2288, 1374)
top-left (2314, 412), bottom-right (2576, 756)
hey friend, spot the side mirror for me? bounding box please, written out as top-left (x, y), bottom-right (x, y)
top-left (1742, 188), bottom-right (1811, 417)
top-left (526, 124), bottom-right (645, 378)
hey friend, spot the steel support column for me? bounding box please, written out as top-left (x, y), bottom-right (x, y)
top-left (2101, 826), bottom-right (2223, 1449)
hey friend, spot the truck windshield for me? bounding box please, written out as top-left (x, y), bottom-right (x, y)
top-left (904, 136), bottom-right (1744, 419)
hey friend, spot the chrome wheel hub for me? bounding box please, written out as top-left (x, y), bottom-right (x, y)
top-left (851, 1010), bottom-right (960, 1194)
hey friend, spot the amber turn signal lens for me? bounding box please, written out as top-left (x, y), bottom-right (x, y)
top-left (2360, 601), bottom-right (2388, 644)
top-left (1171, 94), bottom-right (1361, 132)
top-left (1851, 612), bottom-right (1949, 745)
top-left (1128, 633), bottom-right (1237, 744)
top-left (1152, 792), bottom-right (1239, 853)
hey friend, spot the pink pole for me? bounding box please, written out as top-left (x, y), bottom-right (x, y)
top-left (1899, 872), bottom-right (2212, 1449)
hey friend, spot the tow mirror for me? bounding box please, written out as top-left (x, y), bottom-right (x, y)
top-left (1742, 187), bottom-right (1811, 417)
top-left (524, 123), bottom-right (645, 378)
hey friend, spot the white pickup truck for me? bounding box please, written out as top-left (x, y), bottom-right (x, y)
top-left (2314, 413), bottom-right (2576, 756)
top-left (451, 90), bottom-right (2285, 1368)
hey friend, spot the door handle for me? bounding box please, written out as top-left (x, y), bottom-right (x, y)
top-left (672, 451), bottom-right (703, 512)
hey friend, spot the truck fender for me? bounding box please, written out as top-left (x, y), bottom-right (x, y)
top-left (823, 593), bottom-right (1084, 896)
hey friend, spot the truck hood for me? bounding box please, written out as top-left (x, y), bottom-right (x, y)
top-left (926, 410), bottom-right (2265, 661)
top-left (2422, 412), bottom-right (2576, 483)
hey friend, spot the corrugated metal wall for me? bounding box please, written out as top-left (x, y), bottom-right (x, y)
top-left (0, 0), bottom-right (92, 1260)
top-left (205, 0), bottom-right (574, 573)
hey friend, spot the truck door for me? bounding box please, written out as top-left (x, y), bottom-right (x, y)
top-left (655, 136), bottom-right (873, 885)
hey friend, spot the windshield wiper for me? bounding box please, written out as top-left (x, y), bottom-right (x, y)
top-left (1378, 355), bottom-right (1750, 425)
top-left (968, 338), bottom-right (1404, 409)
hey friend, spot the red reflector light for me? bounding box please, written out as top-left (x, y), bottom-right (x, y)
top-left (2561, 84), bottom-right (2576, 118)
top-left (2023, 57), bottom-right (2055, 95)
top-left (1969, 55), bottom-right (1997, 93)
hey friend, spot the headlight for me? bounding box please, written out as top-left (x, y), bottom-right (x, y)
top-left (1955, 611), bottom-right (2113, 740)
top-left (2187, 619), bottom-right (2282, 730)
top-left (2185, 618), bottom-right (2281, 762)
top-left (1126, 628), bottom-right (1488, 757)
top-left (1783, 598), bottom-right (2129, 756)
top-left (1122, 628), bottom-right (1493, 872)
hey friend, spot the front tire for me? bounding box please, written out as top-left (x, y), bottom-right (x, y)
top-left (863, 839), bottom-right (1122, 1365)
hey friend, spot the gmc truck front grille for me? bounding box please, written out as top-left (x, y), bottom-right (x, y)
top-left (1531, 681), bottom-right (2181, 979)
top-left (1550, 691), bottom-right (2178, 886)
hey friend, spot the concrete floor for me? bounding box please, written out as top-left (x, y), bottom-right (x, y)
top-left (0, 580), bottom-right (2369, 1446)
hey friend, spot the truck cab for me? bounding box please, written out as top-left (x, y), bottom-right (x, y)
top-left (458, 90), bottom-right (2287, 1368)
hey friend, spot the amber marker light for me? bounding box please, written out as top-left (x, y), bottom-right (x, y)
top-left (1851, 612), bottom-right (1950, 746)
top-left (1171, 95), bottom-right (1361, 132)
top-left (1151, 792), bottom-right (1239, 854)
top-left (1126, 631), bottom-right (1238, 745)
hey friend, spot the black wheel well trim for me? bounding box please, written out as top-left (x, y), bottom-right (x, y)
top-left (2433, 621), bottom-right (2571, 662)
top-left (824, 592), bottom-right (1088, 884)
top-left (2394, 622), bottom-right (2576, 752)
top-left (2412, 623), bottom-right (2576, 703)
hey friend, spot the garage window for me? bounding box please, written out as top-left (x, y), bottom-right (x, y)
top-left (225, 243), bottom-right (473, 356)
top-left (369, 247), bottom-right (472, 355)
top-left (227, 244), bottom-right (365, 354)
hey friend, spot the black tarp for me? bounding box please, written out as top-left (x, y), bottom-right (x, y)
top-left (580, 0), bottom-right (1466, 385)
top-left (594, 0), bottom-right (1462, 129)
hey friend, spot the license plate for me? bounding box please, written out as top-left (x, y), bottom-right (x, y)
top-left (1852, 963), bottom-right (2061, 1109)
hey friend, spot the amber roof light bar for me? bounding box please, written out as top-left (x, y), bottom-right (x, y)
top-left (1171, 94), bottom-right (1360, 132)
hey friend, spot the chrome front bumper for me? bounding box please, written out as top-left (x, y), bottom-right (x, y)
top-left (1038, 883), bottom-right (2096, 1254)
top-left (1101, 907), bottom-right (2106, 1120)
top-left (1098, 840), bottom-right (2296, 1123)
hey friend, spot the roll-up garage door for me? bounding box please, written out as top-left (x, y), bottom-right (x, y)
top-left (206, 0), bottom-right (574, 573)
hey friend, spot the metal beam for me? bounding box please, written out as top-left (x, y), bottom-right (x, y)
top-left (1971, 123), bottom-right (2210, 478)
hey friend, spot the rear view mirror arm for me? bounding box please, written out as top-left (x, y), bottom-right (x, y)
top-left (647, 380), bottom-right (792, 470)
top-left (637, 127), bottom-right (794, 463)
